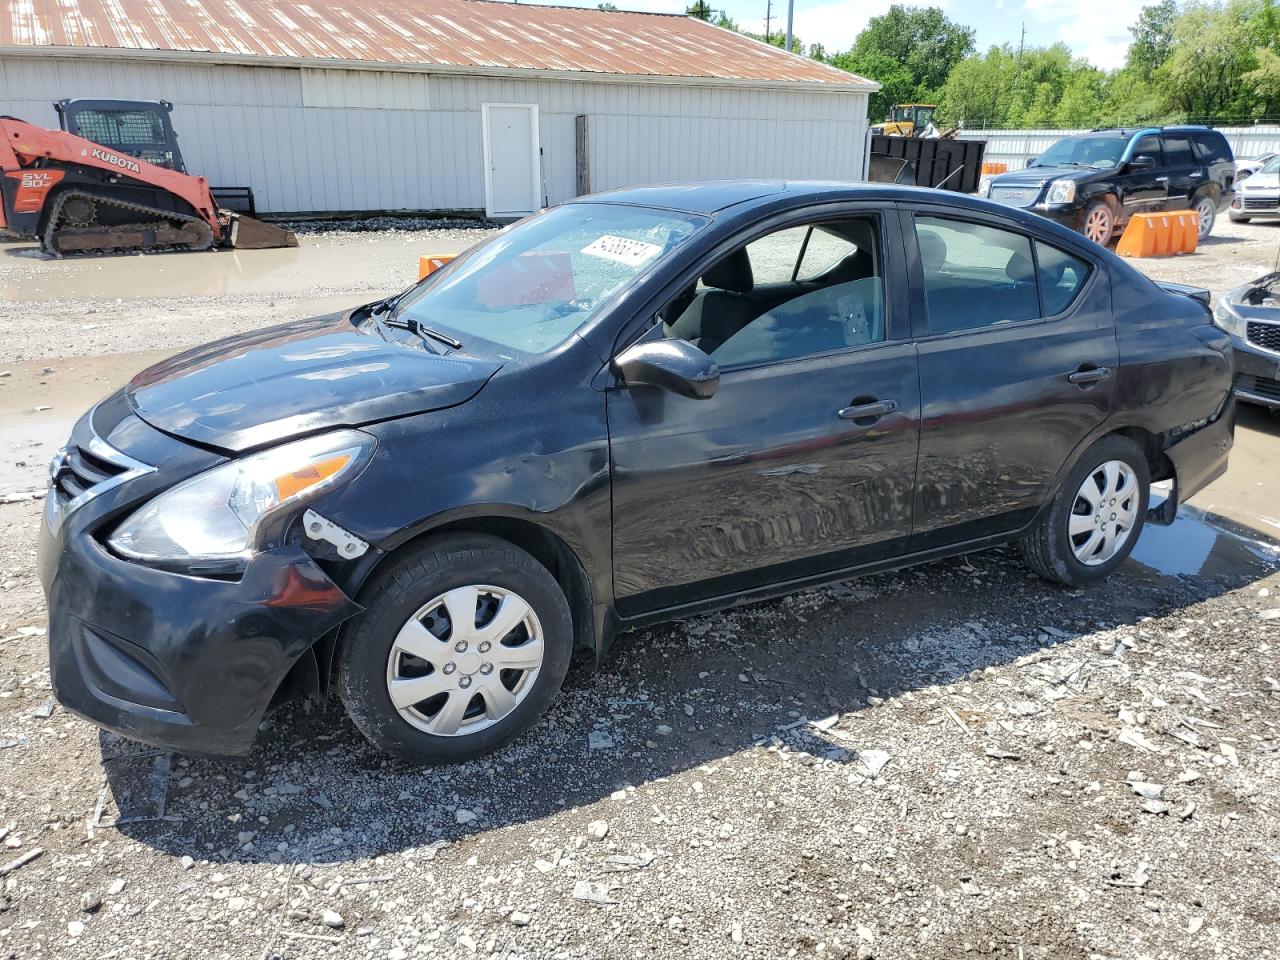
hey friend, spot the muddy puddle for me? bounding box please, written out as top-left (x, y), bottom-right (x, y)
top-left (0, 233), bottom-right (445, 302)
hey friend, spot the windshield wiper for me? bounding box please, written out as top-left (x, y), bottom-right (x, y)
top-left (382, 315), bottom-right (463, 353)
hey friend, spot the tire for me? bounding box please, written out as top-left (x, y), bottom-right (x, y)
top-left (1193, 193), bottom-right (1217, 240)
top-left (337, 533), bottom-right (573, 764)
top-left (1080, 200), bottom-right (1115, 245)
top-left (1020, 435), bottom-right (1150, 587)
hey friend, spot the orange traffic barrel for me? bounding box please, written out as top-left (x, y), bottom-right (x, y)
top-left (981, 162), bottom-right (1008, 175)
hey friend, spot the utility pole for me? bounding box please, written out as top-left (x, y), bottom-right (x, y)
top-left (765, 0), bottom-right (772, 43)
top-left (785, 0), bottom-right (794, 52)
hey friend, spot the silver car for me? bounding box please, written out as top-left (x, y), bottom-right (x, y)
top-left (1230, 155), bottom-right (1280, 221)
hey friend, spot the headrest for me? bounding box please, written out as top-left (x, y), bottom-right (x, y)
top-left (1005, 251), bottom-right (1033, 282)
top-left (917, 230), bottom-right (947, 273)
top-left (703, 247), bottom-right (754, 293)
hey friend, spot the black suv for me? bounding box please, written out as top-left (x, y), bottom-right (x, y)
top-left (979, 126), bottom-right (1235, 245)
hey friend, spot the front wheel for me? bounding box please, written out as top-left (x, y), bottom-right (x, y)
top-left (1194, 194), bottom-right (1217, 240)
top-left (1021, 435), bottom-right (1150, 587)
top-left (1080, 201), bottom-right (1115, 245)
top-left (337, 534), bottom-right (573, 763)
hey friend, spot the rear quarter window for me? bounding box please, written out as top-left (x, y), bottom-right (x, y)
top-left (1191, 132), bottom-right (1233, 164)
top-left (1162, 136), bottom-right (1194, 166)
top-left (1036, 242), bottom-right (1091, 315)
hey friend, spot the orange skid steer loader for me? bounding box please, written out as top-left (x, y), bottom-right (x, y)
top-left (0, 99), bottom-right (297, 256)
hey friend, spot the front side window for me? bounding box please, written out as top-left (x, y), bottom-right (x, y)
top-left (915, 217), bottom-right (1038, 333)
top-left (392, 203), bottom-right (706, 354)
top-left (662, 217), bottom-right (884, 367)
top-left (1131, 135), bottom-right (1162, 164)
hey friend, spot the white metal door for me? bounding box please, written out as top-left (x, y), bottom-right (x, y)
top-left (482, 103), bottom-right (541, 219)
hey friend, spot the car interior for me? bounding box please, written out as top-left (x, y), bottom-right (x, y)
top-left (659, 218), bottom-right (885, 366)
top-left (915, 218), bottom-right (1041, 333)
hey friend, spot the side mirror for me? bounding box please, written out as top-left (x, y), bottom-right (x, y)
top-left (1127, 154), bottom-right (1156, 171)
top-left (614, 339), bottom-right (720, 400)
top-left (1025, 156), bottom-right (1037, 168)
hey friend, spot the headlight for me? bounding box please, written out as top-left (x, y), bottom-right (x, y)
top-left (1046, 179), bottom-right (1076, 204)
top-left (109, 430), bottom-right (375, 568)
top-left (1212, 298), bottom-right (1247, 338)
top-left (978, 176), bottom-right (993, 197)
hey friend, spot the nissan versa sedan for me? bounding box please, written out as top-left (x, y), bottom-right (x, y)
top-left (38, 181), bottom-right (1235, 764)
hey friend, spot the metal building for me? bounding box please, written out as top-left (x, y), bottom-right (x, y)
top-left (0, 0), bottom-right (877, 217)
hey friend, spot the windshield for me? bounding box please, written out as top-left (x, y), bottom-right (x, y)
top-left (392, 203), bottom-right (707, 353)
top-left (1032, 136), bottom-right (1127, 169)
top-left (1261, 155), bottom-right (1280, 174)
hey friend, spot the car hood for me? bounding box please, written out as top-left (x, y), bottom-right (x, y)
top-left (1244, 172), bottom-right (1280, 189)
top-left (126, 311), bottom-right (503, 453)
top-left (993, 166), bottom-right (1092, 188)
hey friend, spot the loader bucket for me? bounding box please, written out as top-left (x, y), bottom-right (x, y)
top-left (225, 213), bottom-right (298, 249)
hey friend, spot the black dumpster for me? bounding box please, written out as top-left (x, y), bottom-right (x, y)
top-left (868, 135), bottom-right (987, 193)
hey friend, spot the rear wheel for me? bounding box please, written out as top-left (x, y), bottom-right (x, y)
top-left (1021, 435), bottom-right (1150, 587)
top-left (1081, 201), bottom-right (1115, 245)
top-left (337, 534), bottom-right (573, 763)
top-left (1194, 194), bottom-right (1217, 240)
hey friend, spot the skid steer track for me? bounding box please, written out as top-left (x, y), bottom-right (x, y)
top-left (41, 189), bottom-right (214, 257)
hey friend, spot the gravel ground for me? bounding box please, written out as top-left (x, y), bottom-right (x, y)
top-left (1, 213), bottom-right (1279, 960)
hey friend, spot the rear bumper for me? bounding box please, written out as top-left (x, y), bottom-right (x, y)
top-left (1166, 399), bottom-right (1235, 507)
top-left (40, 497), bottom-right (361, 756)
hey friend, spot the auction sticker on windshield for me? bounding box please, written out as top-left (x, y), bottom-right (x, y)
top-left (581, 234), bottom-right (663, 267)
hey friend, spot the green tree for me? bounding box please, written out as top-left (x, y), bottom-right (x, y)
top-left (832, 6), bottom-right (974, 119)
top-left (1157, 0), bottom-right (1259, 120)
top-left (1129, 0), bottom-right (1179, 75)
top-left (685, 1), bottom-right (712, 20)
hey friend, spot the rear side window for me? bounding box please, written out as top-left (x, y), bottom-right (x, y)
top-left (1191, 132), bottom-right (1233, 163)
top-left (1036, 242), bottom-right (1091, 315)
top-left (1162, 136), bottom-right (1194, 166)
top-left (915, 217), bottom-right (1039, 333)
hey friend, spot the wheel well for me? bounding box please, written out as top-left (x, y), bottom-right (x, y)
top-left (1106, 426), bottom-right (1173, 483)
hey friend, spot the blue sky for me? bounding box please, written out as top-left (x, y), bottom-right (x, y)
top-left (520, 0), bottom-right (1145, 70)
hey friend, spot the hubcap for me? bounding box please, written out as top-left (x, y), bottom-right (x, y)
top-left (1068, 460), bottom-right (1139, 566)
top-left (1084, 208), bottom-right (1111, 244)
top-left (385, 584), bottom-right (544, 737)
top-left (1196, 198), bottom-right (1215, 240)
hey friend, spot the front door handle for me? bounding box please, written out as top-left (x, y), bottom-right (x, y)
top-left (838, 398), bottom-right (897, 420)
top-left (1067, 366), bottom-right (1112, 385)
top-left (1155, 176), bottom-right (1169, 183)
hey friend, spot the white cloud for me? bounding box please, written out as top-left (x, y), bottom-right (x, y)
top-left (1023, 0), bottom-right (1148, 69)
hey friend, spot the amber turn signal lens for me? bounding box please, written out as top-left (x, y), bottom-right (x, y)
top-left (273, 453), bottom-right (353, 500)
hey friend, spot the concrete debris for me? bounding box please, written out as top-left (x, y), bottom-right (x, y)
top-left (0, 848), bottom-right (42, 876)
top-left (321, 910), bottom-right (345, 929)
top-left (571, 880), bottom-right (618, 906)
top-left (1131, 781), bottom-right (1165, 800)
top-left (588, 730), bottom-right (615, 750)
top-left (586, 819), bottom-right (609, 841)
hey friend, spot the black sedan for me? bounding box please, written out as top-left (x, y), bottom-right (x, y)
top-left (38, 181), bottom-right (1235, 763)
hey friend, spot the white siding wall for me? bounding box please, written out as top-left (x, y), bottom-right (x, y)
top-left (0, 55), bottom-right (870, 215)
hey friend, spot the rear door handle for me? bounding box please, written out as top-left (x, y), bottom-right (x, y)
top-left (838, 398), bottom-right (897, 420)
top-left (1155, 176), bottom-right (1168, 183)
top-left (1067, 366), bottom-right (1112, 385)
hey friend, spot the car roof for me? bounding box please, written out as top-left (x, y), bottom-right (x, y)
top-left (574, 180), bottom-right (1004, 216)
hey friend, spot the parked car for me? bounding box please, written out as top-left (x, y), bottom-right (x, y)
top-left (1229, 154), bottom-right (1280, 222)
top-left (1213, 273), bottom-right (1280, 409)
top-left (1234, 152), bottom-right (1277, 180)
top-left (978, 126), bottom-right (1235, 244)
top-left (39, 182), bottom-right (1236, 763)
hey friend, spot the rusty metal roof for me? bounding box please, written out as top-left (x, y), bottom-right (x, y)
top-left (1, 0), bottom-right (876, 88)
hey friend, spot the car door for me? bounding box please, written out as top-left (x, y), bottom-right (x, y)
top-left (904, 207), bottom-right (1119, 550)
top-left (1117, 133), bottom-right (1168, 214)
top-left (606, 208), bottom-right (921, 617)
top-left (1160, 134), bottom-right (1199, 210)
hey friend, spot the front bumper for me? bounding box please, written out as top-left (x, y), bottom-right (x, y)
top-left (1232, 337), bottom-right (1280, 408)
top-left (1232, 192), bottom-right (1280, 217)
top-left (39, 401), bottom-right (361, 756)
